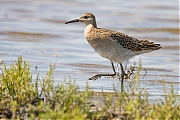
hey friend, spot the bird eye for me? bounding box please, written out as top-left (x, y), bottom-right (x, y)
top-left (83, 16), bottom-right (88, 19)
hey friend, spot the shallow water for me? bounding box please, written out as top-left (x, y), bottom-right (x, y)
top-left (0, 1), bottom-right (179, 98)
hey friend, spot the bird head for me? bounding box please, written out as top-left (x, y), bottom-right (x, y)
top-left (65, 12), bottom-right (97, 27)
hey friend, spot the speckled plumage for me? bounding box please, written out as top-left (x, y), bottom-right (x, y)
top-left (65, 12), bottom-right (161, 63)
top-left (65, 12), bottom-right (161, 91)
top-left (85, 27), bottom-right (161, 63)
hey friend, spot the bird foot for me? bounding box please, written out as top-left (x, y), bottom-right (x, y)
top-left (89, 74), bottom-right (101, 80)
top-left (89, 73), bottom-right (117, 81)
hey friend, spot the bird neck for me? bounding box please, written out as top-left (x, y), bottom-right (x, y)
top-left (86, 19), bottom-right (97, 28)
top-left (91, 21), bottom-right (97, 28)
top-left (92, 20), bottom-right (97, 28)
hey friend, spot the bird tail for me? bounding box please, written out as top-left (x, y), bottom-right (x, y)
top-left (141, 40), bottom-right (162, 50)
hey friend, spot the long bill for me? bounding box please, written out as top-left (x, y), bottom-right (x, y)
top-left (65, 19), bottom-right (79, 24)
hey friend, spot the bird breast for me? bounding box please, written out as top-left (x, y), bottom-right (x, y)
top-left (84, 24), bottom-right (94, 38)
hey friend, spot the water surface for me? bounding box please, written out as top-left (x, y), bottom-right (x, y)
top-left (0, 0), bottom-right (179, 98)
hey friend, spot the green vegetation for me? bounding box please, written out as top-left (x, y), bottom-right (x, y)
top-left (0, 56), bottom-right (179, 119)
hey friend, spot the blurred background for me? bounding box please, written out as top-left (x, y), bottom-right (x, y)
top-left (0, 1), bottom-right (179, 98)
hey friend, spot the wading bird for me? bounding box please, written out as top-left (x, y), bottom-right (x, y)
top-left (65, 12), bottom-right (161, 92)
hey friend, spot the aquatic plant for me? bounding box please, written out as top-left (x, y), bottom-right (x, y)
top-left (0, 56), bottom-right (179, 119)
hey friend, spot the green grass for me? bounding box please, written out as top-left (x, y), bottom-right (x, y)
top-left (0, 56), bottom-right (179, 119)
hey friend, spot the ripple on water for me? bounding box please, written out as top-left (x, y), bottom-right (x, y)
top-left (0, 0), bottom-right (179, 98)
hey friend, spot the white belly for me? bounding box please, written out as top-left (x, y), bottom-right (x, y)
top-left (87, 38), bottom-right (136, 63)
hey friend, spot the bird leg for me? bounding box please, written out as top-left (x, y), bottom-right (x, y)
top-left (89, 62), bottom-right (116, 80)
top-left (120, 63), bottom-right (125, 93)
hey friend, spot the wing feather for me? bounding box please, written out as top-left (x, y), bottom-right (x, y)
top-left (97, 28), bottom-right (161, 52)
